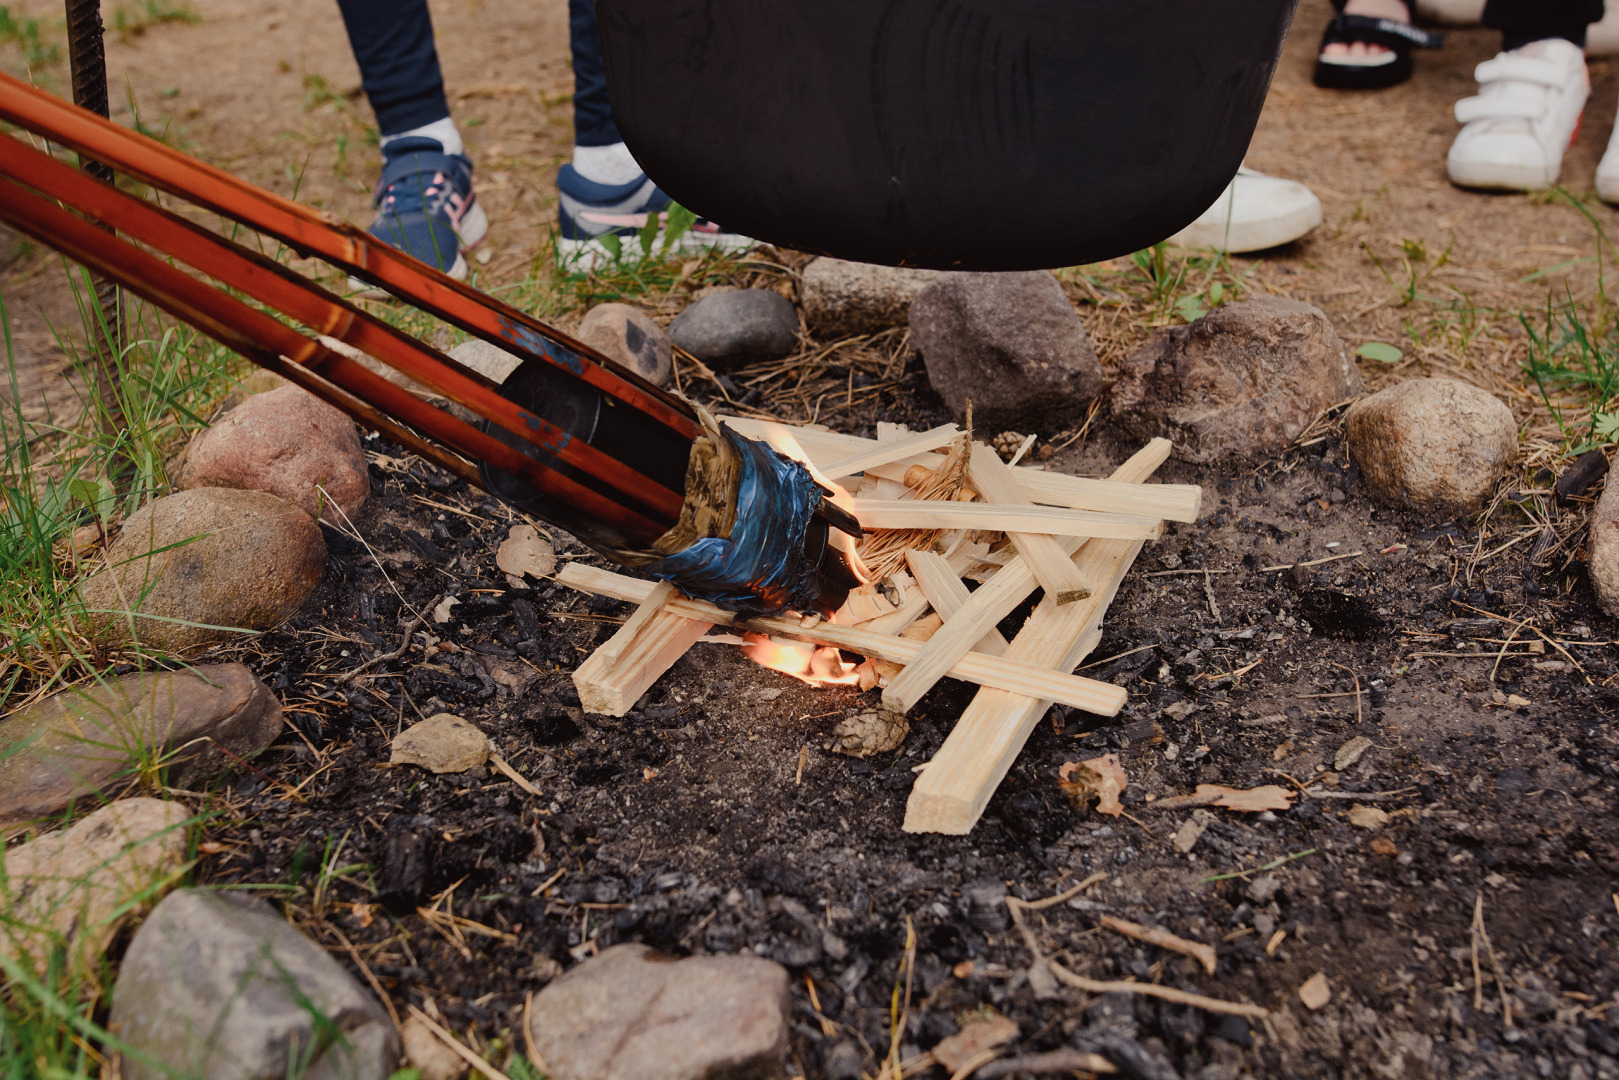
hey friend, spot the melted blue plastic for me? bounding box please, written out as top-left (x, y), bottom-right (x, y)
top-left (644, 427), bottom-right (821, 616)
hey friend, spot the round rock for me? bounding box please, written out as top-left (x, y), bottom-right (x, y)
top-left (576, 303), bottom-right (673, 386)
top-left (1345, 377), bottom-right (1517, 515)
top-left (668, 288), bottom-right (798, 367)
top-left (528, 942), bottom-right (788, 1080)
top-left (178, 383), bottom-right (368, 522)
top-left (1585, 471), bottom-right (1619, 615)
top-left (2, 798), bottom-right (191, 976)
top-left (1109, 296), bottom-right (1363, 463)
top-left (0, 664), bottom-right (282, 832)
top-left (109, 889), bottom-right (400, 1080)
top-left (910, 271), bottom-right (1103, 432)
top-left (80, 487), bottom-right (326, 652)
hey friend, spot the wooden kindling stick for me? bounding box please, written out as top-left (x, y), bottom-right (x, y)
top-left (720, 416), bottom-right (1201, 521)
top-left (883, 438), bottom-right (1171, 716)
top-left (967, 443), bottom-right (1096, 604)
top-left (902, 440), bottom-right (1173, 835)
top-left (572, 580), bottom-right (712, 716)
top-left (555, 564), bottom-right (1128, 716)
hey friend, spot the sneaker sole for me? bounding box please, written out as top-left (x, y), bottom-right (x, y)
top-left (1446, 156), bottom-right (1559, 191)
top-left (1169, 201), bottom-right (1324, 254)
top-left (557, 230), bottom-right (756, 271)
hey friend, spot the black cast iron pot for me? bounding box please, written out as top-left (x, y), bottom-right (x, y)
top-left (596, 0), bottom-right (1300, 270)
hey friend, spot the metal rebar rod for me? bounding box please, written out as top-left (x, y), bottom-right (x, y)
top-left (63, 0), bottom-right (127, 467)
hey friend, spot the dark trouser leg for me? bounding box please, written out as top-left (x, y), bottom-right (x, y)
top-left (569, 0), bottom-right (621, 147)
top-left (334, 0), bottom-right (450, 137)
top-left (1483, 0), bottom-right (1605, 49)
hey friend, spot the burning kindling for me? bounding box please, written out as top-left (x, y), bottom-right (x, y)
top-left (558, 417), bottom-right (1201, 835)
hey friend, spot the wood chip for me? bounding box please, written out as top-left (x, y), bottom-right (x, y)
top-left (1347, 804), bottom-right (1390, 829)
top-left (931, 1016), bottom-right (1020, 1074)
top-left (1059, 755), bottom-right (1126, 816)
top-left (1298, 972), bottom-right (1331, 1011)
top-left (1172, 809), bottom-right (1215, 853)
top-left (1100, 915), bottom-right (1216, 976)
top-left (496, 523), bottom-right (556, 582)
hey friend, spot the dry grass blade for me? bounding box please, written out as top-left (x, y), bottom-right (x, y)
top-left (858, 427), bottom-right (973, 581)
top-left (406, 1004), bottom-right (514, 1080)
top-left (1099, 915), bottom-right (1217, 976)
top-left (1047, 960), bottom-right (1269, 1018)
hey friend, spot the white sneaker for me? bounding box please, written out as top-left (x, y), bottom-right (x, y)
top-left (1597, 119), bottom-right (1619, 204)
top-left (1447, 38), bottom-right (1589, 192)
top-left (1167, 168), bottom-right (1323, 253)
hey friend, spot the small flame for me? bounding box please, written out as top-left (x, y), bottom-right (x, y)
top-left (759, 428), bottom-right (874, 585)
top-left (743, 632), bottom-right (861, 687)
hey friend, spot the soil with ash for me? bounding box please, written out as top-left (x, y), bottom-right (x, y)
top-left (191, 386), bottom-right (1619, 1080)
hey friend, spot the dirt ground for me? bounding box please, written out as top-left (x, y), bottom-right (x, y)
top-left (4, 2), bottom-right (1619, 1078)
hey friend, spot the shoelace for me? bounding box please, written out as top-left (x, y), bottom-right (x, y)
top-left (379, 169), bottom-right (455, 219)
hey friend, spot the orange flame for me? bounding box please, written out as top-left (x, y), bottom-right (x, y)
top-left (758, 428), bottom-right (874, 585)
top-left (743, 632), bottom-right (861, 687)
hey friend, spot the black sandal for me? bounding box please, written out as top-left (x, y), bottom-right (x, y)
top-left (1313, 11), bottom-right (1444, 90)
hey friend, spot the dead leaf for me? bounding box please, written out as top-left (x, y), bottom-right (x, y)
top-left (432, 595), bottom-right (460, 624)
top-left (1370, 836), bottom-right (1398, 856)
top-left (496, 524), bottom-right (556, 584)
top-left (1060, 754), bottom-right (1127, 816)
top-left (1334, 736), bottom-right (1374, 772)
top-left (1298, 972), bottom-right (1331, 1011)
top-left (1197, 783), bottom-right (1295, 812)
top-left (1347, 804), bottom-right (1390, 829)
top-left (391, 713), bottom-right (492, 774)
top-left (932, 1016), bottom-right (1019, 1073)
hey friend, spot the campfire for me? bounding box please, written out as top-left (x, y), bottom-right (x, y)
top-left (562, 418), bottom-right (1201, 834)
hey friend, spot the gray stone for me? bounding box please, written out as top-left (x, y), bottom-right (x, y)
top-left (801, 258), bottom-right (948, 337)
top-left (1345, 377), bottom-right (1517, 516)
top-left (109, 888), bottom-right (400, 1080)
top-left (668, 289), bottom-right (799, 367)
top-left (527, 942), bottom-right (789, 1080)
top-left (909, 271), bottom-right (1102, 432)
top-left (0, 664), bottom-right (282, 832)
top-left (446, 338), bottom-right (523, 385)
top-left (79, 488), bottom-right (325, 653)
top-left (2, 798), bottom-right (190, 976)
top-left (1591, 471), bottom-right (1619, 615)
top-left (179, 384), bottom-right (368, 523)
top-left (1110, 296), bottom-right (1363, 463)
top-left (576, 303), bottom-right (673, 386)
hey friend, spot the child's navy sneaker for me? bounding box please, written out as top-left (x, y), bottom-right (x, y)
top-left (555, 163), bottom-right (752, 267)
top-left (358, 136), bottom-right (488, 286)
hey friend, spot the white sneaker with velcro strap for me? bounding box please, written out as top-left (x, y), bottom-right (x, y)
top-left (1446, 38), bottom-right (1589, 192)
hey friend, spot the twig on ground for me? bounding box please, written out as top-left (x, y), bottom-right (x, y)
top-left (1259, 551), bottom-right (1363, 572)
top-left (1099, 916), bottom-right (1216, 976)
top-left (1047, 960), bottom-right (1269, 1018)
top-left (489, 753), bottom-right (542, 796)
top-left (1007, 872), bottom-right (1107, 911)
top-left (976, 1050), bottom-right (1119, 1077)
top-left (328, 925), bottom-right (401, 1031)
top-left (406, 1004), bottom-right (514, 1080)
top-left (1473, 892), bottom-right (1514, 1030)
top-left (316, 599), bottom-right (439, 700)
